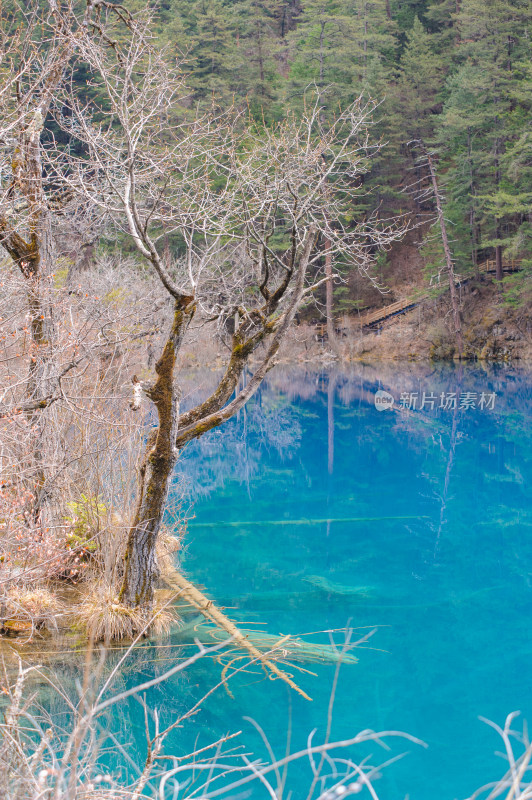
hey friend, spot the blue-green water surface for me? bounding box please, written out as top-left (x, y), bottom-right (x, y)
top-left (112, 363), bottom-right (532, 799)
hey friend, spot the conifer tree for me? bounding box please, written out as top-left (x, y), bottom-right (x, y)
top-left (28, 0), bottom-right (532, 299)
top-left (450, 0), bottom-right (532, 279)
top-left (288, 0), bottom-right (397, 107)
top-left (165, 0), bottom-right (242, 105)
top-left (396, 15), bottom-right (444, 143)
top-left (231, 0), bottom-right (283, 117)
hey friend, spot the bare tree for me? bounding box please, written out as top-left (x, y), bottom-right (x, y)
top-left (0, 2), bottom-right (405, 627)
top-left (57, 15), bottom-right (403, 608)
top-left (0, 1), bottom-right (137, 527)
top-left (424, 147), bottom-right (463, 357)
top-left (408, 139), bottom-right (463, 358)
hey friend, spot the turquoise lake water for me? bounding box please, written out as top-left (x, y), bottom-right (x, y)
top-left (101, 363), bottom-right (532, 799)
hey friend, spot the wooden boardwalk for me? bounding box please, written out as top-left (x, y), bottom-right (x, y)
top-left (477, 258), bottom-right (522, 274)
top-left (357, 258), bottom-right (523, 329)
top-left (357, 297), bottom-right (422, 328)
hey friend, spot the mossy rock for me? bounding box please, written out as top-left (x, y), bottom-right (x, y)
top-left (2, 619), bottom-right (32, 635)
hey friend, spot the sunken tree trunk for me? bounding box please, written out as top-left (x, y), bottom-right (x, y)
top-left (120, 297), bottom-right (194, 608)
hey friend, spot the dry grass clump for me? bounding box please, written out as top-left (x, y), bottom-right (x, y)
top-left (73, 583), bottom-right (179, 642)
top-left (0, 587), bottom-right (64, 635)
top-left (70, 522), bottom-right (184, 644)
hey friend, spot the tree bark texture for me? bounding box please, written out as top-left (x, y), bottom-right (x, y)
top-left (120, 298), bottom-right (194, 607)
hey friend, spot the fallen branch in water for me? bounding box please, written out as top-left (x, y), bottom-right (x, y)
top-left (165, 569), bottom-right (313, 700)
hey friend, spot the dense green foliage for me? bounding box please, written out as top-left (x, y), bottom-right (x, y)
top-left (6, 0), bottom-right (528, 305)
top-left (125, 0), bottom-right (531, 307)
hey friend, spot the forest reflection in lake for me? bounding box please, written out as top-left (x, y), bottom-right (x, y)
top-left (172, 362), bottom-right (532, 800)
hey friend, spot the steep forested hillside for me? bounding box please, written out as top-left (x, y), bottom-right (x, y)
top-left (126, 0), bottom-right (531, 313)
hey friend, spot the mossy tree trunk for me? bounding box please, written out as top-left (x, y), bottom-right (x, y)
top-left (120, 227), bottom-right (318, 610)
top-left (120, 297), bottom-right (195, 608)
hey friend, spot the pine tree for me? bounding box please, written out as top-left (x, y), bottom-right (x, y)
top-left (395, 16), bottom-right (445, 143)
top-left (288, 0), bottom-right (357, 109)
top-left (75, 0), bottom-right (532, 301)
top-left (164, 0), bottom-right (243, 106)
top-left (288, 0), bottom-right (397, 109)
top-left (439, 0), bottom-right (532, 277)
top-left (389, 0), bottom-right (431, 38)
top-left (230, 0), bottom-right (284, 118)
top-left (286, 1), bottom-right (401, 325)
top-left (436, 62), bottom-right (491, 273)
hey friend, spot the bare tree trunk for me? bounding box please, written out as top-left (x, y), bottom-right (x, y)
top-left (426, 149), bottom-right (463, 359)
top-left (363, 3), bottom-right (368, 76)
top-left (495, 236), bottom-right (503, 282)
top-left (324, 234), bottom-right (341, 357)
top-left (120, 298), bottom-right (194, 608)
top-left (467, 128), bottom-right (479, 277)
top-left (0, 13), bottom-right (83, 520)
top-left (494, 132), bottom-right (504, 283)
top-left (256, 19), bottom-right (265, 85)
top-left (316, 22), bottom-right (341, 359)
top-left (26, 269), bottom-right (56, 521)
top-left (0, 196), bottom-right (56, 523)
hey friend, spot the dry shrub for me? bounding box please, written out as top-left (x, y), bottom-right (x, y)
top-left (156, 525), bottom-right (183, 580)
top-left (428, 318), bottom-right (456, 360)
top-left (73, 583), bottom-right (178, 643)
top-left (0, 255), bottom-right (169, 618)
top-left (0, 638), bottom-right (426, 800)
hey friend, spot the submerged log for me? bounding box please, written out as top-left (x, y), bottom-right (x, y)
top-left (177, 617), bottom-right (359, 666)
top-left (166, 570), bottom-right (313, 700)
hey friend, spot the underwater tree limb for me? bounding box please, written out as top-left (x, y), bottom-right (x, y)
top-left (165, 570), bottom-right (312, 701)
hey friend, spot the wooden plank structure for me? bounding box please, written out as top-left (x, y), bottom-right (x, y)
top-left (477, 258), bottom-right (522, 274)
top-left (357, 258), bottom-right (523, 329)
top-left (357, 297), bottom-right (422, 328)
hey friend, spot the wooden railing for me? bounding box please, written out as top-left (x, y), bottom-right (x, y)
top-left (324, 257), bottom-right (526, 332)
top-left (356, 258), bottom-right (524, 329)
top-left (357, 296), bottom-right (423, 328)
top-left (477, 258), bottom-right (522, 274)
